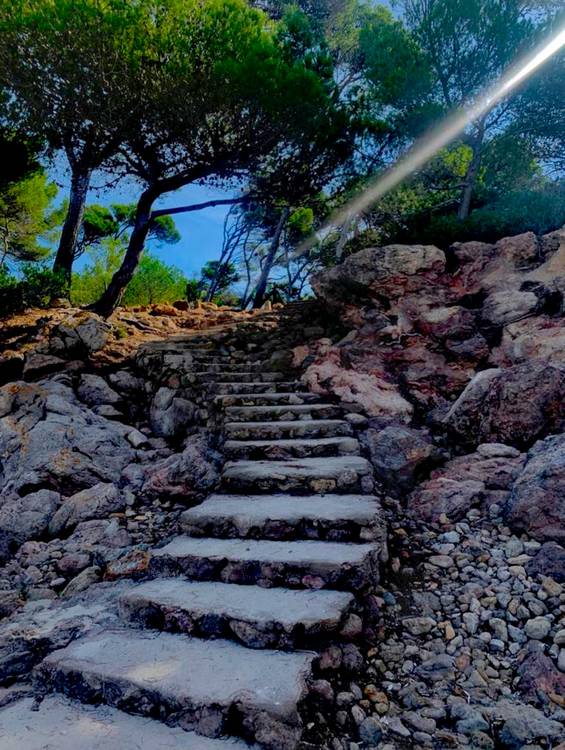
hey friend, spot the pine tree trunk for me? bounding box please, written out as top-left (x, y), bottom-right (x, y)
top-left (457, 123), bottom-right (485, 221)
top-left (53, 167), bottom-right (92, 286)
top-left (91, 189), bottom-right (156, 317)
top-left (252, 206), bottom-right (289, 309)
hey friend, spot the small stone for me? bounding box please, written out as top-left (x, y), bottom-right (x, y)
top-left (524, 617), bottom-right (551, 640)
top-left (403, 616), bottom-right (436, 635)
top-left (358, 717), bottom-right (383, 745)
top-left (463, 612), bottom-right (480, 634)
top-left (311, 679), bottom-right (334, 703)
top-left (402, 711), bottom-right (436, 733)
top-left (428, 554), bottom-right (453, 569)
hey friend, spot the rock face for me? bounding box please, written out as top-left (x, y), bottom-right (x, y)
top-left (301, 345), bottom-right (413, 423)
top-left (363, 426), bottom-right (442, 495)
top-left (505, 433), bottom-right (565, 542)
top-left (149, 386), bottom-right (196, 438)
top-left (444, 362), bottom-right (565, 449)
top-left (139, 433), bottom-right (222, 500)
top-left (0, 490), bottom-right (60, 562)
top-left (311, 243), bottom-right (446, 303)
top-left (0, 378), bottom-right (136, 497)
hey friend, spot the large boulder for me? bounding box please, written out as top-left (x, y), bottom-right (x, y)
top-left (407, 443), bottom-right (525, 524)
top-left (444, 362), bottom-right (565, 449)
top-left (301, 345), bottom-right (413, 423)
top-left (496, 231), bottom-right (539, 266)
top-left (312, 244), bottom-right (446, 304)
top-left (77, 374), bottom-right (121, 406)
top-left (407, 477), bottom-right (484, 524)
top-left (0, 490), bottom-right (60, 562)
top-left (491, 316), bottom-right (565, 366)
top-left (480, 290), bottom-right (539, 327)
top-left (49, 483), bottom-right (123, 535)
top-left (48, 312), bottom-right (111, 355)
top-left (0, 378), bottom-right (136, 498)
top-left (140, 433), bottom-right (221, 500)
top-left (504, 433), bottom-right (565, 542)
top-left (364, 426), bottom-right (443, 495)
top-left (149, 386), bottom-right (196, 438)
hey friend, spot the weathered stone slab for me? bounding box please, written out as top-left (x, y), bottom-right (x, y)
top-left (224, 420), bottom-right (353, 441)
top-left (225, 404), bottom-right (342, 423)
top-left (181, 493), bottom-right (383, 542)
top-left (119, 579), bottom-right (353, 648)
top-left (37, 629), bottom-right (314, 749)
top-left (150, 536), bottom-right (381, 590)
top-left (221, 457), bottom-right (374, 494)
top-left (224, 437), bottom-right (360, 460)
top-left (0, 696), bottom-right (251, 750)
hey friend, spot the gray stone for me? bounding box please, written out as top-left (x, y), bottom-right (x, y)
top-left (481, 291), bottom-right (539, 327)
top-left (0, 695), bottom-right (250, 749)
top-left (150, 387), bottom-right (196, 438)
top-left (524, 617), bottom-right (551, 640)
top-left (486, 700), bottom-right (562, 749)
top-left (505, 434), bottom-right (565, 542)
top-left (0, 490), bottom-right (60, 560)
top-left (50, 483), bottom-right (123, 535)
top-left (358, 716), bottom-right (383, 745)
top-left (77, 374), bottom-right (121, 406)
top-left (37, 629), bottom-right (315, 741)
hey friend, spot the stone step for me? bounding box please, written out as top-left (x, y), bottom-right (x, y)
top-left (181, 493), bottom-right (384, 542)
top-left (0, 695), bottom-right (251, 750)
top-left (224, 419), bottom-right (353, 440)
top-left (193, 362), bottom-right (271, 373)
top-left (224, 436), bottom-right (360, 460)
top-left (119, 579), bottom-right (354, 649)
top-left (221, 457), bottom-right (374, 494)
top-left (150, 536), bottom-right (380, 590)
top-left (224, 404), bottom-right (342, 423)
top-left (211, 381), bottom-right (303, 395)
top-left (36, 629), bottom-right (315, 750)
top-left (196, 372), bottom-right (287, 383)
top-left (215, 393), bottom-right (321, 407)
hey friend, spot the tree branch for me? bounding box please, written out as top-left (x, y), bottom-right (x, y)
top-left (151, 196), bottom-right (250, 218)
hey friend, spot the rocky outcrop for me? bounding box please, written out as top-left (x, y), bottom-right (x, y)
top-left (443, 362), bottom-right (564, 449)
top-left (0, 378), bottom-right (136, 497)
top-left (300, 343), bottom-right (413, 423)
top-left (407, 443), bottom-right (525, 523)
top-left (504, 433), bottom-right (565, 542)
top-left (363, 425), bottom-right (443, 495)
top-left (138, 433), bottom-right (222, 500)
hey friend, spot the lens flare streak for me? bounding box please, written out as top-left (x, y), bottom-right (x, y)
top-left (296, 26), bottom-right (565, 256)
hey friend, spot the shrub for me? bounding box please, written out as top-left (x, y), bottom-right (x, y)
top-left (0, 264), bottom-right (65, 317)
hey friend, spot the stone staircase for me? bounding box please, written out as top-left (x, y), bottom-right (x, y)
top-left (30, 303), bottom-right (387, 750)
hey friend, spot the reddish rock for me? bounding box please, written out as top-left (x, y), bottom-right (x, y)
top-left (302, 345), bottom-right (413, 422)
top-left (444, 362), bottom-right (565, 449)
top-left (407, 477), bottom-right (484, 524)
top-left (526, 542), bottom-right (565, 582)
top-left (505, 433), bottom-right (565, 542)
top-left (105, 549), bottom-right (151, 580)
top-left (517, 649), bottom-right (565, 701)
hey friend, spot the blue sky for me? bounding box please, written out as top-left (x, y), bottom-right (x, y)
top-left (65, 166), bottom-right (235, 278)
